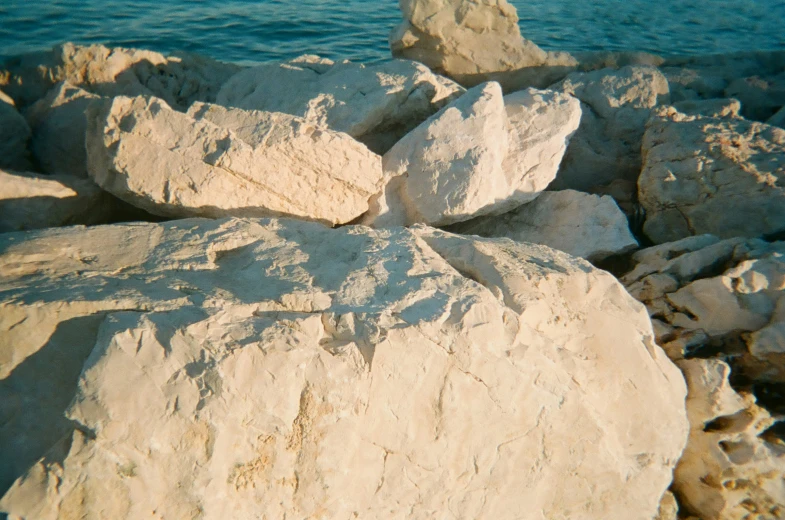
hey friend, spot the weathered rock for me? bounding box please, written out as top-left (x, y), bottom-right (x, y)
top-left (769, 106), bottom-right (785, 129)
top-left (0, 89), bottom-right (33, 171)
top-left (86, 96), bottom-right (383, 225)
top-left (0, 218), bottom-right (687, 519)
top-left (725, 73), bottom-right (785, 122)
top-left (549, 66), bottom-right (670, 191)
top-left (364, 83), bottom-right (581, 227)
top-left (216, 55), bottom-right (464, 154)
top-left (672, 98), bottom-right (742, 119)
top-left (655, 490), bottom-right (680, 520)
top-left (25, 82), bottom-right (101, 177)
top-left (0, 42), bottom-right (241, 109)
top-left (638, 106), bottom-right (785, 243)
top-left (0, 169), bottom-right (119, 232)
top-left (445, 190), bottom-right (638, 262)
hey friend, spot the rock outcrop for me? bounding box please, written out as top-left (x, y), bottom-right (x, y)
top-left (86, 96), bottom-right (383, 225)
top-left (0, 90), bottom-right (33, 171)
top-left (215, 55), bottom-right (464, 153)
top-left (445, 190), bottom-right (638, 262)
top-left (638, 106), bottom-right (785, 244)
top-left (363, 83), bottom-right (581, 227)
top-left (0, 218), bottom-right (688, 519)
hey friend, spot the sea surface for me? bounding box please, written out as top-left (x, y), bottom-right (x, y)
top-left (1, 0), bottom-right (783, 65)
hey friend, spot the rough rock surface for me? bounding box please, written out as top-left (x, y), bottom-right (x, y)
top-left (0, 89), bottom-right (33, 171)
top-left (445, 190), bottom-right (638, 262)
top-left (769, 106), bottom-right (785, 129)
top-left (25, 82), bottom-right (101, 177)
top-left (363, 83), bottom-right (581, 227)
top-left (0, 218), bottom-right (687, 519)
top-left (549, 66), bottom-right (670, 191)
top-left (724, 73), bottom-right (785, 122)
top-left (638, 106), bottom-right (785, 243)
top-left (0, 42), bottom-right (241, 109)
top-left (671, 98), bottom-right (742, 119)
top-left (86, 96), bottom-right (383, 225)
top-left (215, 55), bottom-right (464, 153)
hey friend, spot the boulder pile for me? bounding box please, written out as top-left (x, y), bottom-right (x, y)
top-left (1, 1), bottom-right (784, 519)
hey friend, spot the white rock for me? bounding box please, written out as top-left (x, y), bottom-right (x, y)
top-left (639, 106), bottom-right (785, 243)
top-left (364, 83), bottom-right (581, 227)
top-left (0, 218), bottom-right (687, 519)
top-left (216, 56), bottom-right (464, 153)
top-left (445, 190), bottom-right (638, 262)
top-left (85, 96), bottom-right (383, 225)
top-left (0, 90), bottom-right (32, 171)
top-left (550, 66), bottom-right (670, 191)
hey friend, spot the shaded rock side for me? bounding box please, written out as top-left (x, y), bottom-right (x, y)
top-left (0, 90), bottom-right (33, 171)
top-left (0, 217), bottom-right (687, 519)
top-left (85, 96), bottom-right (383, 225)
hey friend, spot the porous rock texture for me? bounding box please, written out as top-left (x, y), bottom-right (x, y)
top-left (549, 65), bottom-right (670, 191)
top-left (445, 190), bottom-right (638, 262)
top-left (0, 89), bottom-right (33, 171)
top-left (0, 42), bottom-right (241, 109)
top-left (215, 55), bottom-right (464, 154)
top-left (85, 96), bottom-right (383, 225)
top-left (638, 106), bottom-right (785, 244)
top-left (0, 217), bottom-right (688, 519)
top-left (363, 82), bottom-right (582, 227)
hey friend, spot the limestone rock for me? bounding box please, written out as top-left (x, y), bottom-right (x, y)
top-left (0, 90), bottom-right (33, 171)
top-left (445, 190), bottom-right (638, 262)
top-left (0, 42), bottom-right (241, 109)
top-left (0, 218), bottom-right (687, 519)
top-left (724, 73), bottom-right (785, 122)
top-left (638, 106), bottom-right (785, 243)
top-left (86, 96), bottom-right (383, 225)
top-left (672, 98), bottom-right (742, 119)
top-left (25, 82), bottom-right (101, 177)
top-left (215, 56), bottom-right (464, 153)
top-left (550, 66), bottom-right (670, 191)
top-left (655, 491), bottom-right (679, 520)
top-left (364, 83), bottom-right (581, 227)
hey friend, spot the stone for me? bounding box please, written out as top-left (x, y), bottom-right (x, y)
top-left (0, 89), bottom-right (33, 171)
top-left (638, 106), bottom-right (785, 244)
top-left (768, 106), bottom-right (785, 129)
top-left (0, 42), bottom-right (241, 109)
top-left (363, 83), bottom-right (581, 227)
top-left (0, 169), bottom-right (119, 232)
top-left (215, 55), bottom-right (464, 154)
top-left (724, 73), bottom-right (785, 122)
top-left (445, 190), bottom-right (638, 262)
top-left (25, 82), bottom-right (101, 177)
top-left (0, 218), bottom-right (688, 519)
top-left (672, 98), bottom-right (742, 119)
top-left (549, 66), bottom-right (670, 191)
top-left (655, 490), bottom-right (679, 520)
top-left (85, 96), bottom-right (383, 225)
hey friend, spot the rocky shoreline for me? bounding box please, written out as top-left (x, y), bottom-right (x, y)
top-left (1, 1), bottom-right (784, 519)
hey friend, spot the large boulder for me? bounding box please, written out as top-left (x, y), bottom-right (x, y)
top-left (549, 66), bottom-right (670, 191)
top-left (363, 83), bottom-right (581, 227)
top-left (0, 90), bottom-right (33, 171)
top-left (215, 55), bottom-right (464, 154)
top-left (0, 42), bottom-right (241, 109)
top-left (724, 73), bottom-right (785, 122)
top-left (0, 218), bottom-right (687, 519)
top-left (86, 96), bottom-right (383, 225)
top-left (445, 190), bottom-right (638, 262)
top-left (638, 106), bottom-right (785, 244)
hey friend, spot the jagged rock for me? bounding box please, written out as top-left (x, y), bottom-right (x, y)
top-left (638, 106), bottom-right (785, 243)
top-left (25, 82), bottom-right (101, 177)
top-left (0, 218), bottom-right (687, 519)
top-left (85, 96), bottom-right (383, 225)
top-left (0, 89), bottom-right (33, 171)
top-left (0, 42), bottom-right (241, 109)
top-left (363, 83), bottom-right (581, 227)
top-left (445, 190), bottom-right (638, 262)
top-left (672, 98), bottom-right (742, 119)
top-left (215, 55), bottom-right (464, 154)
top-left (724, 73), bottom-right (785, 122)
top-left (549, 66), bottom-right (670, 191)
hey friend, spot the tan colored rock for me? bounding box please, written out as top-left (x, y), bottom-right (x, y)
top-left (639, 106), bottom-right (785, 244)
top-left (672, 98), bottom-right (742, 119)
top-left (0, 89), bottom-right (32, 171)
top-left (216, 55), bottom-right (464, 153)
top-left (86, 96), bottom-right (383, 225)
top-left (0, 218), bottom-right (687, 519)
top-left (364, 83), bottom-right (581, 227)
top-left (445, 190), bottom-right (638, 262)
top-left (655, 490), bottom-right (679, 520)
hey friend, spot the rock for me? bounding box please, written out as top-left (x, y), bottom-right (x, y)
top-left (638, 106), bottom-right (785, 243)
top-left (0, 89), bottom-right (33, 171)
top-left (215, 56), bottom-right (464, 154)
top-left (445, 190), bottom-right (638, 262)
top-left (768, 106), bottom-right (785, 129)
top-left (449, 51), bottom-right (578, 92)
top-left (25, 82), bottom-right (101, 177)
top-left (363, 83), bottom-right (581, 227)
top-left (0, 218), bottom-right (687, 519)
top-left (655, 490), bottom-right (679, 520)
top-left (0, 169), bottom-right (119, 232)
top-left (725, 73), bottom-right (785, 122)
top-left (86, 96), bottom-right (383, 225)
top-left (390, 0), bottom-right (548, 80)
top-left (0, 42), bottom-right (241, 109)
top-left (549, 66), bottom-right (670, 191)
top-left (672, 98), bottom-right (742, 119)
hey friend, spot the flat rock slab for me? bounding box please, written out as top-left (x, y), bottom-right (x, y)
top-left (0, 218), bottom-right (686, 520)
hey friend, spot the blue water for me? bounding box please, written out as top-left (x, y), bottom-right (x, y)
top-left (1, 0), bottom-right (783, 65)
